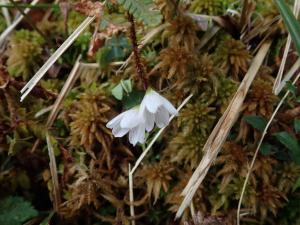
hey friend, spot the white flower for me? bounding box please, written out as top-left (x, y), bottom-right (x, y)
top-left (140, 88), bottom-right (178, 130)
top-left (106, 88), bottom-right (177, 146)
top-left (106, 107), bottom-right (146, 146)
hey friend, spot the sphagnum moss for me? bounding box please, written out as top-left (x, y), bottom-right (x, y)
top-left (6, 30), bottom-right (44, 80)
top-left (69, 87), bottom-right (114, 150)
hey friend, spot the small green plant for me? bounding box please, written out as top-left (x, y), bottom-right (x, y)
top-left (117, 0), bottom-right (162, 26)
top-left (0, 196), bottom-right (38, 225)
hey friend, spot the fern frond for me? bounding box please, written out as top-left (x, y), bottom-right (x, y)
top-left (118, 0), bottom-right (162, 26)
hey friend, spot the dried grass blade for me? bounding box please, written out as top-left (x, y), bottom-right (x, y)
top-left (237, 70), bottom-right (300, 225)
top-left (273, 0), bottom-right (300, 95)
top-left (46, 131), bottom-right (61, 212)
top-left (0, 0), bottom-right (39, 45)
top-left (277, 57), bottom-right (300, 93)
top-left (128, 164), bottom-right (136, 225)
top-left (20, 16), bottom-right (95, 102)
top-left (176, 41), bottom-right (272, 219)
top-left (46, 55), bottom-right (81, 127)
top-left (1, 0), bottom-right (12, 26)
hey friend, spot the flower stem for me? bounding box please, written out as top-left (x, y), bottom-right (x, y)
top-left (128, 14), bottom-right (148, 90)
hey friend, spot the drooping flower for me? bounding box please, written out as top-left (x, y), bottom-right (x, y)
top-left (106, 88), bottom-right (177, 146)
top-left (106, 107), bottom-right (145, 146)
top-left (139, 88), bottom-right (178, 130)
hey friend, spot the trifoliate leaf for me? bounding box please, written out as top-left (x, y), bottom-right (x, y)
top-left (112, 83), bottom-right (123, 100)
top-left (121, 79), bottom-right (132, 93)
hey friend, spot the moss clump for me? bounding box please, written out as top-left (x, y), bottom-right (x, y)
top-left (190, 0), bottom-right (235, 15)
top-left (6, 30), bottom-right (44, 80)
top-left (69, 86), bottom-right (114, 151)
top-left (215, 39), bottom-right (251, 79)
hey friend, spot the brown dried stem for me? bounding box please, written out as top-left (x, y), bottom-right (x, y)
top-left (128, 14), bottom-right (148, 90)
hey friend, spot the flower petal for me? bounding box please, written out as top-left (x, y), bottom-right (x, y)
top-left (112, 125), bottom-right (129, 137)
top-left (155, 107), bottom-right (169, 128)
top-left (143, 90), bottom-right (163, 113)
top-left (129, 126), bottom-right (139, 145)
top-left (106, 113), bottom-right (124, 129)
top-left (143, 109), bottom-right (155, 132)
top-left (120, 108), bottom-right (140, 129)
top-left (162, 98), bottom-right (178, 115)
top-left (136, 123), bottom-right (145, 144)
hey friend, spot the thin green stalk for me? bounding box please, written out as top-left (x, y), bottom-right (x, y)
top-left (0, 3), bottom-right (59, 9)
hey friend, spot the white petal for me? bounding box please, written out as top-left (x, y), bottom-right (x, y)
top-left (143, 90), bottom-right (163, 113)
top-left (129, 126), bottom-right (139, 145)
top-left (136, 123), bottom-right (146, 144)
top-left (106, 113), bottom-right (124, 129)
top-left (144, 109), bottom-right (155, 132)
top-left (128, 123), bottom-right (146, 145)
top-left (162, 98), bottom-right (178, 115)
top-left (112, 125), bottom-right (129, 137)
top-left (155, 107), bottom-right (169, 128)
top-left (120, 108), bottom-right (140, 129)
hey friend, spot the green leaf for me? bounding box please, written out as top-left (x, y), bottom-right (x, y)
top-left (123, 90), bottom-right (144, 109)
top-left (0, 196), bottom-right (38, 225)
top-left (275, 0), bottom-right (300, 55)
top-left (243, 115), bottom-right (267, 132)
top-left (273, 131), bottom-right (300, 151)
top-left (117, 0), bottom-right (162, 26)
top-left (260, 142), bottom-right (273, 155)
top-left (296, 96), bottom-right (300, 103)
top-left (273, 131), bottom-right (300, 164)
top-left (96, 35), bottom-right (132, 69)
top-left (286, 81), bottom-right (297, 96)
top-left (294, 119), bottom-right (300, 134)
top-left (97, 46), bottom-right (112, 69)
top-left (293, 176), bottom-right (300, 192)
top-left (111, 83), bottom-right (123, 100)
top-left (121, 79), bottom-right (132, 93)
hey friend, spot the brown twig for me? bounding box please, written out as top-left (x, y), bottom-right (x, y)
top-left (128, 14), bottom-right (148, 90)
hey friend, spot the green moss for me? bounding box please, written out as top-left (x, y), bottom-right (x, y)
top-left (190, 0), bottom-right (235, 15)
top-left (0, 15), bottom-right (6, 33)
top-left (6, 30), bottom-right (44, 80)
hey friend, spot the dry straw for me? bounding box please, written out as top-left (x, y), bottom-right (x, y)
top-left (1, 0), bottom-right (12, 26)
top-left (46, 131), bottom-right (61, 212)
top-left (176, 41), bottom-right (272, 219)
top-left (0, 0), bottom-right (39, 46)
top-left (273, 0), bottom-right (300, 95)
top-left (46, 56), bottom-right (82, 127)
top-left (128, 164), bottom-right (136, 225)
top-left (20, 16), bottom-right (95, 102)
